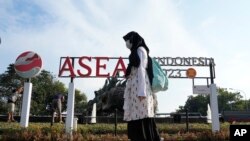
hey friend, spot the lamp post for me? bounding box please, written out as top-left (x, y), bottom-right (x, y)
top-left (229, 88), bottom-right (248, 111)
top-left (227, 101), bottom-right (235, 110)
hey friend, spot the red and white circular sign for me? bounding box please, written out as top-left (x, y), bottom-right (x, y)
top-left (14, 51), bottom-right (42, 78)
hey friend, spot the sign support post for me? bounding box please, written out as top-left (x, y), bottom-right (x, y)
top-left (209, 63), bottom-right (220, 132)
top-left (20, 80), bottom-right (32, 127)
top-left (14, 51), bottom-right (42, 128)
top-left (210, 83), bottom-right (220, 132)
top-left (65, 72), bottom-right (75, 134)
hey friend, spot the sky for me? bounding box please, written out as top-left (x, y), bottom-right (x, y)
top-left (1, 0), bottom-right (250, 114)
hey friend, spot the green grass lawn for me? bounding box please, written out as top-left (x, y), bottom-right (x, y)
top-left (0, 122), bottom-right (234, 140)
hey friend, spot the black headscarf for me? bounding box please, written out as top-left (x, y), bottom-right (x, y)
top-left (123, 31), bottom-right (154, 85)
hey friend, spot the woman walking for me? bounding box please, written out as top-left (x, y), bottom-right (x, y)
top-left (123, 31), bottom-right (161, 141)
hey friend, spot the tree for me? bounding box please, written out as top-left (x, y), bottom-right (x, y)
top-left (217, 88), bottom-right (244, 111)
top-left (0, 64), bottom-right (25, 114)
top-left (74, 89), bottom-right (87, 114)
top-left (177, 88), bottom-right (245, 115)
top-left (0, 64), bottom-right (88, 116)
top-left (0, 64), bottom-right (25, 94)
top-left (177, 95), bottom-right (209, 115)
top-left (30, 70), bottom-right (67, 115)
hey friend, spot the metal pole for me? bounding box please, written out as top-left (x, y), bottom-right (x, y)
top-left (115, 108), bottom-right (117, 136)
top-left (70, 58), bottom-right (75, 83)
top-left (185, 109), bottom-right (189, 132)
top-left (209, 63), bottom-right (214, 84)
top-left (241, 90), bottom-right (248, 111)
top-left (246, 94), bottom-right (248, 111)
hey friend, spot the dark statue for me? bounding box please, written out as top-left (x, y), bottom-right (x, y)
top-left (86, 73), bottom-right (158, 117)
top-left (87, 74), bottom-right (126, 116)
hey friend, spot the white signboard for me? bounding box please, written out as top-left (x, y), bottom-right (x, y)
top-left (193, 85), bottom-right (210, 94)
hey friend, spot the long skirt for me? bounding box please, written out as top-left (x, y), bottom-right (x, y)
top-left (127, 118), bottom-right (161, 141)
top-left (123, 67), bottom-right (155, 121)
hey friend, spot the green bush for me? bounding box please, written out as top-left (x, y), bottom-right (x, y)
top-left (0, 122), bottom-right (236, 140)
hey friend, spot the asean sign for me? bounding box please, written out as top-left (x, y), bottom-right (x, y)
top-left (58, 56), bottom-right (215, 79)
top-left (58, 56), bottom-right (126, 78)
top-left (14, 51), bottom-right (42, 78)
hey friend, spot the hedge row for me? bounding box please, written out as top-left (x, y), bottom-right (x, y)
top-left (0, 122), bottom-right (233, 140)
